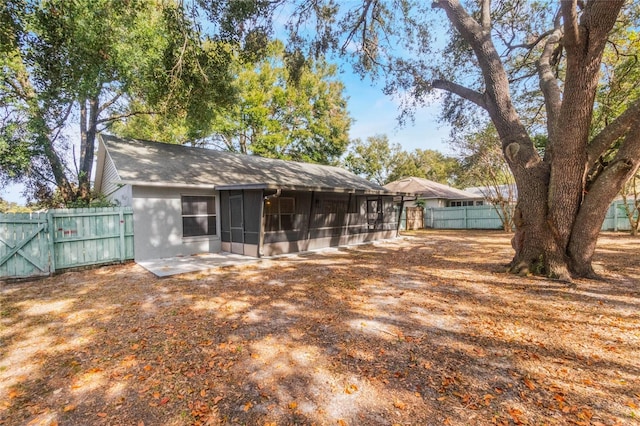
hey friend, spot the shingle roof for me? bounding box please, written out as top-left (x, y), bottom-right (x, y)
top-left (99, 135), bottom-right (392, 194)
top-left (384, 177), bottom-right (480, 200)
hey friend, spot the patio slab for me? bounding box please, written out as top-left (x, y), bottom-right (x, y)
top-left (137, 252), bottom-right (262, 277)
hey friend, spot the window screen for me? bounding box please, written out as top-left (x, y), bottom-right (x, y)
top-left (182, 196), bottom-right (216, 237)
top-left (264, 197), bottom-right (296, 231)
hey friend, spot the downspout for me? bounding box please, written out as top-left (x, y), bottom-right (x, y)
top-left (264, 188), bottom-right (281, 201)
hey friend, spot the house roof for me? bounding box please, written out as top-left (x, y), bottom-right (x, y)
top-left (465, 184), bottom-right (518, 201)
top-left (384, 177), bottom-right (481, 200)
top-left (96, 135), bottom-right (394, 195)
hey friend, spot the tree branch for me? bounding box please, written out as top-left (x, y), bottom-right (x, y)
top-left (587, 98), bottom-right (640, 166)
top-left (96, 110), bottom-right (155, 126)
top-left (480, 0), bottom-right (491, 30)
top-left (341, 0), bottom-right (374, 53)
top-left (98, 91), bottom-right (123, 115)
top-left (432, 79), bottom-right (486, 109)
top-left (561, 1), bottom-right (580, 53)
top-left (536, 25), bottom-right (563, 144)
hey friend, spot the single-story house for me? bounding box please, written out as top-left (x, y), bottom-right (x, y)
top-left (464, 184), bottom-right (518, 204)
top-left (384, 177), bottom-right (484, 208)
top-left (94, 135), bottom-right (403, 261)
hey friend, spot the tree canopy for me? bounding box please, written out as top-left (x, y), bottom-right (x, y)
top-left (344, 134), bottom-right (460, 185)
top-left (0, 0), bottom-right (235, 205)
top-left (114, 40), bottom-right (352, 165)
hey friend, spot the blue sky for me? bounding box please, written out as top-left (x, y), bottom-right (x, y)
top-left (343, 73), bottom-right (453, 154)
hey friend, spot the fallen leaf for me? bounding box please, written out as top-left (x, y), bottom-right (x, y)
top-left (200, 389), bottom-right (207, 397)
top-left (288, 401), bottom-right (298, 410)
top-left (159, 397), bottom-right (170, 405)
top-left (523, 378), bottom-right (535, 390)
top-left (63, 404), bottom-right (76, 412)
top-left (143, 365), bottom-right (152, 371)
top-left (393, 400), bottom-right (406, 410)
top-left (627, 401), bottom-right (638, 409)
top-left (243, 401), bottom-right (253, 412)
top-left (344, 384), bottom-right (358, 394)
top-left (97, 412), bottom-right (107, 417)
top-left (212, 396), bottom-right (223, 404)
top-left (483, 394), bottom-right (495, 405)
top-left (337, 420), bottom-right (348, 426)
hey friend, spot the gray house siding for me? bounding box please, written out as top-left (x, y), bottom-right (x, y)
top-left (131, 186), bottom-right (221, 261)
top-left (100, 151), bottom-right (122, 196)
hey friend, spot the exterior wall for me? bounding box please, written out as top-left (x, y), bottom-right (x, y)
top-left (131, 186), bottom-right (220, 261)
top-left (107, 184), bottom-right (133, 207)
top-left (426, 199), bottom-right (447, 208)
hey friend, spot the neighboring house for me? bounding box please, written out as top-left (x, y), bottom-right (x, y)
top-left (94, 135), bottom-right (401, 261)
top-left (464, 184), bottom-right (518, 204)
top-left (384, 177), bottom-right (484, 208)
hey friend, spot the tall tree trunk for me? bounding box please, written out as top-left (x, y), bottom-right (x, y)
top-left (79, 96), bottom-right (99, 202)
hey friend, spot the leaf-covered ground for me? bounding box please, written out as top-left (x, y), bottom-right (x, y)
top-left (1, 230), bottom-right (639, 426)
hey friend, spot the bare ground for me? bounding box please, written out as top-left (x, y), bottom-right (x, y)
top-left (1, 230), bottom-right (639, 426)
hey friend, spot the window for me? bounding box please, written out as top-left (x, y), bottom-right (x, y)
top-left (264, 197), bottom-right (296, 231)
top-left (367, 197), bottom-right (383, 226)
top-left (449, 200), bottom-right (475, 207)
top-left (181, 195), bottom-right (216, 237)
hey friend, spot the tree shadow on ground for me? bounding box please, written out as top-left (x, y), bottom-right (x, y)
top-left (1, 230), bottom-right (639, 425)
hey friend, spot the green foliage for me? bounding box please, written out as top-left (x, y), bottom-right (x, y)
top-left (27, 186), bottom-right (117, 210)
top-left (115, 40), bottom-right (351, 165)
top-left (0, 0), bottom-right (235, 205)
top-left (344, 134), bottom-right (460, 186)
top-left (344, 135), bottom-right (401, 185)
top-left (0, 197), bottom-right (31, 213)
top-left (388, 149), bottom-right (460, 186)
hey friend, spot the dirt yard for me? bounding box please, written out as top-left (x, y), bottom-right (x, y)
top-left (1, 230), bottom-right (639, 426)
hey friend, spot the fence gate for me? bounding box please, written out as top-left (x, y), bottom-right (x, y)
top-left (0, 213), bottom-right (51, 278)
top-left (405, 207), bottom-right (424, 230)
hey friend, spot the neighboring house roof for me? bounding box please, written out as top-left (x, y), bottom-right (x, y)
top-left (465, 184), bottom-right (518, 201)
top-left (384, 177), bottom-right (480, 200)
top-left (95, 134), bottom-right (394, 195)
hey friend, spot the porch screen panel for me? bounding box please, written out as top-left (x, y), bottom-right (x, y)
top-left (243, 190), bottom-right (262, 245)
top-left (219, 191), bottom-right (231, 242)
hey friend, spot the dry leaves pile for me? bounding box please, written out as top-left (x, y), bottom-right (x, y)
top-left (1, 230), bottom-right (639, 425)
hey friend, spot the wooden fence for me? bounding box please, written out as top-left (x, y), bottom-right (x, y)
top-left (0, 207), bottom-right (134, 279)
top-left (399, 200), bottom-right (636, 231)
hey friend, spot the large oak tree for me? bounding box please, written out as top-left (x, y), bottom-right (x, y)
top-left (204, 0), bottom-right (640, 280)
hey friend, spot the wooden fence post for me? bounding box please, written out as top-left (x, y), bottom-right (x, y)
top-left (119, 209), bottom-right (126, 262)
top-left (47, 211), bottom-right (56, 274)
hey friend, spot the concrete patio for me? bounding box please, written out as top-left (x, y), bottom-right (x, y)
top-left (136, 252), bottom-right (262, 277)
